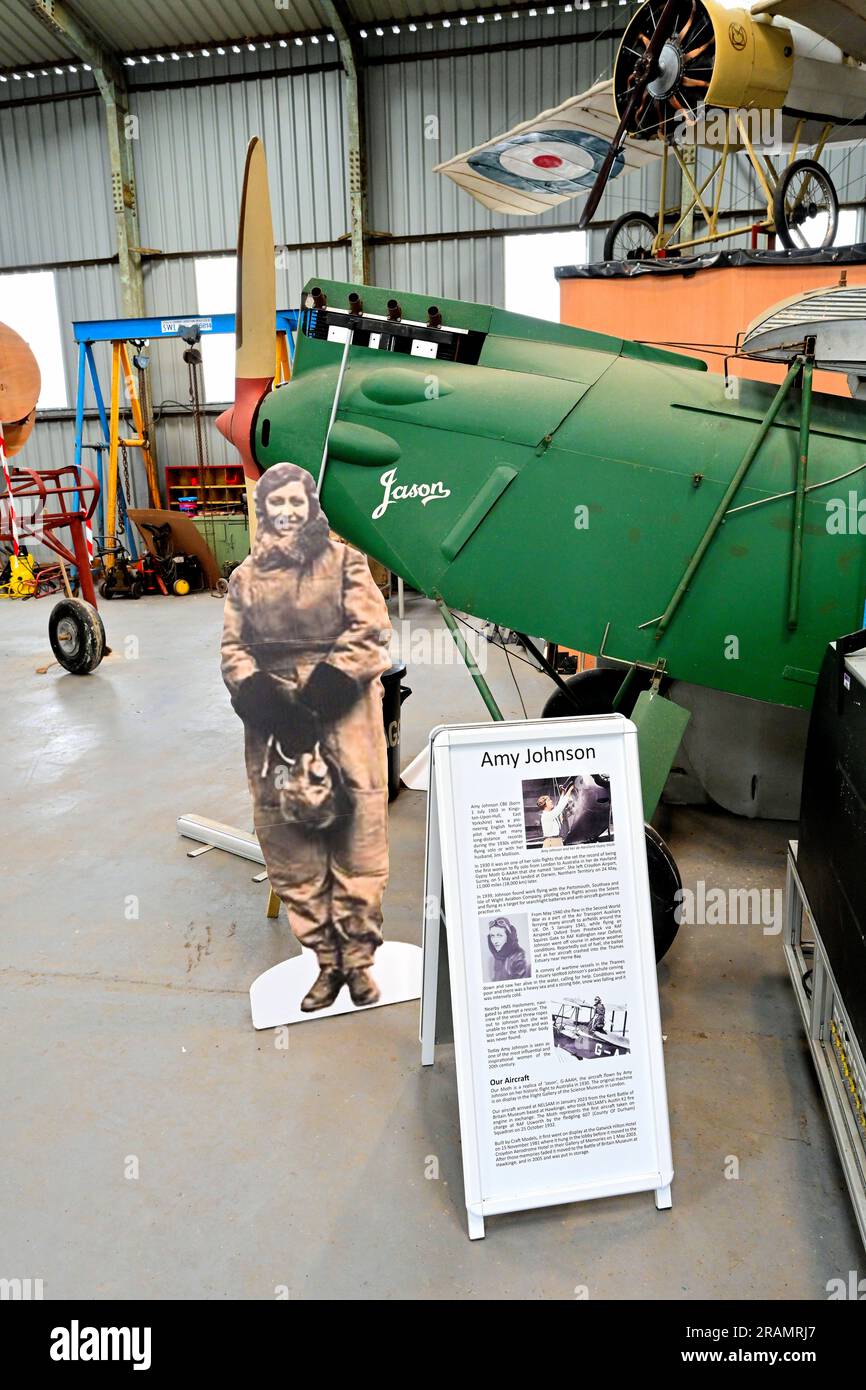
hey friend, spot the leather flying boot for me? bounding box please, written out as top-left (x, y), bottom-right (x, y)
top-left (345, 967), bottom-right (380, 1007)
top-left (300, 966), bottom-right (345, 1013)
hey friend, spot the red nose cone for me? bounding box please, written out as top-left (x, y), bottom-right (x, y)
top-left (215, 404), bottom-right (233, 443)
top-left (218, 376), bottom-right (272, 481)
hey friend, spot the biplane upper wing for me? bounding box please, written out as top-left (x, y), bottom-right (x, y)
top-left (752, 0), bottom-right (866, 65)
top-left (433, 79), bottom-right (661, 216)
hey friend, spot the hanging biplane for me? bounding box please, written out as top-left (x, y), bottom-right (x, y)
top-left (552, 1001), bottom-right (631, 1059)
top-left (435, 0), bottom-right (866, 258)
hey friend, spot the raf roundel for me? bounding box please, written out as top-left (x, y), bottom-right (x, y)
top-left (468, 128), bottom-right (625, 195)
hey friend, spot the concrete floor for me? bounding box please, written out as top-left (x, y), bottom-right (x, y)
top-left (0, 589), bottom-right (861, 1300)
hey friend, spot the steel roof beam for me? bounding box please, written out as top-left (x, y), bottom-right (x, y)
top-left (321, 0), bottom-right (370, 283)
top-left (29, 0), bottom-right (144, 316)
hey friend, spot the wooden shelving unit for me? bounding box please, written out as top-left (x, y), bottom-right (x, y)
top-left (165, 463), bottom-right (246, 514)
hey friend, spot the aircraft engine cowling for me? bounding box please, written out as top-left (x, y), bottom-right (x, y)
top-left (614, 0), bottom-right (794, 138)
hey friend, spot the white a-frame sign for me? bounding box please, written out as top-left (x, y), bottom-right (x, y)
top-left (420, 715), bottom-right (673, 1240)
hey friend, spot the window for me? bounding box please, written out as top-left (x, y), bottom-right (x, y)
top-left (0, 270), bottom-right (68, 410)
top-left (504, 230), bottom-right (588, 323)
top-left (194, 255), bottom-right (237, 403)
top-left (835, 208), bottom-right (860, 248)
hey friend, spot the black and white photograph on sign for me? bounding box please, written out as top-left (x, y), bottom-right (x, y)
top-left (480, 912), bottom-right (532, 983)
top-left (552, 996), bottom-right (631, 1063)
top-left (522, 774), bottom-right (614, 850)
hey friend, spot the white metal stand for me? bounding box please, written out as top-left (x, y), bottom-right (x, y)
top-left (420, 737), bottom-right (444, 1067)
top-left (177, 814), bottom-right (264, 863)
top-left (783, 841), bottom-right (866, 1248)
top-left (421, 718), bottom-right (674, 1239)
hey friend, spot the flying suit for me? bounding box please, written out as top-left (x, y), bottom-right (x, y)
top-left (220, 470), bottom-right (391, 973)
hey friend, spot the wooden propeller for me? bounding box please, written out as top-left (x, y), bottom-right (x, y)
top-left (579, 0), bottom-right (680, 231)
top-left (215, 137), bottom-right (277, 484)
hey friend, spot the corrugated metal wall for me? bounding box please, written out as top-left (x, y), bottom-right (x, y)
top-left (366, 6), bottom-right (663, 273)
top-left (2, 3), bottom-right (866, 501)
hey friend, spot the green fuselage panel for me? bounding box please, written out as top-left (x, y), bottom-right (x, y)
top-left (250, 279), bottom-right (866, 710)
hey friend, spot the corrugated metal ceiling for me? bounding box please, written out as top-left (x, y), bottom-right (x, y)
top-left (350, 0), bottom-right (487, 20)
top-left (0, 2), bottom-right (73, 65)
top-left (70, 0), bottom-right (329, 49)
top-left (0, 0), bottom-right (502, 68)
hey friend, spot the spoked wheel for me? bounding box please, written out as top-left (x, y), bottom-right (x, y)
top-left (48, 598), bottom-right (105, 674)
top-left (604, 211), bottom-right (659, 262)
top-left (542, 668), bottom-right (682, 959)
top-left (774, 159), bottom-right (839, 250)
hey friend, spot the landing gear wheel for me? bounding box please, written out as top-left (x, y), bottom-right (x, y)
top-left (48, 597), bottom-right (105, 674)
top-left (645, 824), bottom-right (681, 961)
top-left (774, 159), bottom-right (839, 250)
top-left (604, 212), bottom-right (658, 262)
top-left (541, 666), bottom-right (646, 720)
top-left (542, 671), bottom-right (681, 959)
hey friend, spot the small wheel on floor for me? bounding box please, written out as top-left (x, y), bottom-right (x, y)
top-left (48, 597), bottom-right (105, 675)
top-left (93, 604), bottom-right (107, 655)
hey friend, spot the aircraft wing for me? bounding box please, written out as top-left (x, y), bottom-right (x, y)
top-left (752, 0), bottom-right (866, 64)
top-left (433, 79), bottom-right (661, 216)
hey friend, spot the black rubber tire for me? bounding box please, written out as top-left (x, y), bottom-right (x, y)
top-left (541, 666), bottom-right (646, 720)
top-left (773, 158), bottom-right (839, 251)
top-left (645, 824), bottom-right (681, 962)
top-left (129, 578), bottom-right (143, 599)
top-left (604, 211), bottom-right (658, 262)
top-left (94, 606), bottom-right (107, 655)
top-left (99, 577), bottom-right (115, 600)
top-left (542, 672), bottom-right (680, 959)
top-left (48, 598), bottom-right (105, 675)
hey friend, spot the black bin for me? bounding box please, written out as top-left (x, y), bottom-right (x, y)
top-left (381, 662), bottom-right (412, 801)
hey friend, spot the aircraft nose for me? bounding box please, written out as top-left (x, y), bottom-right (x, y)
top-left (217, 375), bottom-right (273, 478)
top-left (215, 404), bottom-right (233, 443)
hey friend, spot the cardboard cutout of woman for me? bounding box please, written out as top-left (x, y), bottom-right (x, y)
top-left (221, 462), bottom-right (391, 1013)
